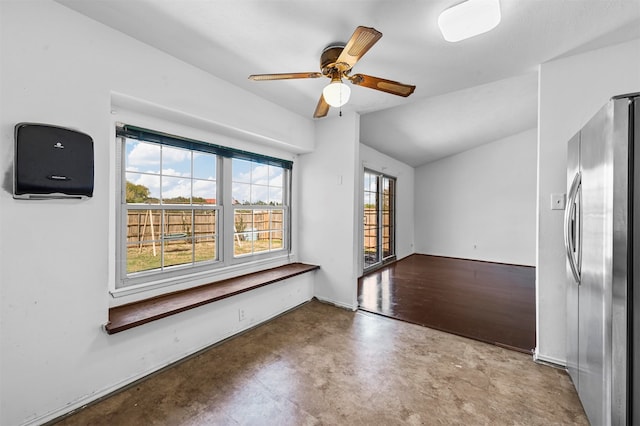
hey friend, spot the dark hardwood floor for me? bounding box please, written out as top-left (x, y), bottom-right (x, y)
top-left (358, 254), bottom-right (536, 353)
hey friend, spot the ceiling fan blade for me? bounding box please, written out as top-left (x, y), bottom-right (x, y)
top-left (336, 26), bottom-right (383, 70)
top-left (349, 74), bottom-right (416, 97)
top-left (313, 94), bottom-right (330, 118)
top-left (248, 72), bottom-right (322, 81)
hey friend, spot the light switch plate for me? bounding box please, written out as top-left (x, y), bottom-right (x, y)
top-left (551, 193), bottom-right (566, 210)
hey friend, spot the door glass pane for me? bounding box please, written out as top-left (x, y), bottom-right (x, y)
top-left (364, 171), bottom-right (396, 271)
top-left (364, 224), bottom-right (378, 269)
top-left (382, 226), bottom-right (392, 258)
top-left (364, 170), bottom-right (379, 269)
top-left (382, 177), bottom-right (395, 260)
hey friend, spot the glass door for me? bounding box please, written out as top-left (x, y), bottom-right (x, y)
top-left (363, 169), bottom-right (395, 271)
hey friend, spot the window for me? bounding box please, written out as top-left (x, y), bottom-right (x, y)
top-left (122, 139), bottom-right (219, 276)
top-left (363, 169), bottom-right (396, 271)
top-left (116, 125), bottom-right (291, 289)
top-left (232, 159), bottom-right (285, 257)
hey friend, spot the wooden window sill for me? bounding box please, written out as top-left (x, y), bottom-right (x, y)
top-left (105, 262), bottom-right (319, 334)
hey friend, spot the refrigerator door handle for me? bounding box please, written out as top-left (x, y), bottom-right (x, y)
top-left (564, 171), bottom-right (582, 283)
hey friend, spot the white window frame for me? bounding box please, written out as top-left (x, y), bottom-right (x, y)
top-left (115, 126), bottom-right (292, 293)
top-left (223, 157), bottom-right (291, 265)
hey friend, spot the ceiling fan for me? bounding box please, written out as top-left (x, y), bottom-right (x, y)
top-left (248, 26), bottom-right (416, 118)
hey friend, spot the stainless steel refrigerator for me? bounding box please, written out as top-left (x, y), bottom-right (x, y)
top-left (564, 92), bottom-right (639, 425)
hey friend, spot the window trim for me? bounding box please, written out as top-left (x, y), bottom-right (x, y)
top-left (115, 125), bottom-right (293, 293)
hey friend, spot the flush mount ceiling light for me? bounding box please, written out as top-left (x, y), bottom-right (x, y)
top-left (438, 0), bottom-right (501, 42)
top-left (322, 77), bottom-right (351, 108)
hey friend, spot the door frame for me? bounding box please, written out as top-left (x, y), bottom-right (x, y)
top-left (362, 168), bottom-right (396, 274)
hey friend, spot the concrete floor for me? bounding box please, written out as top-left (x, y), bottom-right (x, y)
top-left (55, 300), bottom-right (587, 425)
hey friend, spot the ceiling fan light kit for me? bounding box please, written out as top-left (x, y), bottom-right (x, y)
top-left (248, 26), bottom-right (416, 118)
top-left (322, 79), bottom-right (351, 107)
top-left (438, 0), bottom-right (501, 42)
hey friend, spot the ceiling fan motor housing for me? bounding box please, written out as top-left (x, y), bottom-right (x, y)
top-left (320, 44), bottom-right (347, 76)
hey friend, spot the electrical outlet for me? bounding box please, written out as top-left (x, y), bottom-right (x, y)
top-left (238, 309), bottom-right (245, 322)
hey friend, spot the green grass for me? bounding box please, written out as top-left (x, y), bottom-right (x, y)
top-left (127, 240), bottom-right (215, 274)
top-left (233, 238), bottom-right (282, 256)
top-left (127, 238), bottom-right (283, 273)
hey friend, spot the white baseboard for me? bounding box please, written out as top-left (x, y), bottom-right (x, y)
top-left (313, 295), bottom-right (357, 311)
top-left (23, 299), bottom-right (312, 426)
top-left (533, 351), bottom-right (566, 369)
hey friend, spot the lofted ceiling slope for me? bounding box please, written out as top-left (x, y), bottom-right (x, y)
top-left (56, 0), bottom-right (640, 166)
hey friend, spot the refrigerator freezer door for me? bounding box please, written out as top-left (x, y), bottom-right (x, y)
top-left (566, 132), bottom-right (581, 389)
top-left (578, 100), bottom-right (611, 426)
top-left (633, 97), bottom-right (639, 426)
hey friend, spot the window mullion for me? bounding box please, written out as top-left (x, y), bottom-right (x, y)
top-left (222, 157), bottom-right (234, 265)
top-left (285, 169), bottom-right (291, 255)
top-left (116, 136), bottom-right (127, 286)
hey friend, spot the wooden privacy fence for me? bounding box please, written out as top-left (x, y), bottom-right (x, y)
top-left (363, 208), bottom-right (391, 252)
top-left (364, 208), bottom-right (377, 251)
top-left (126, 210), bottom-right (283, 243)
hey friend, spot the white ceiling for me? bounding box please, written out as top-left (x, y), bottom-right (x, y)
top-left (57, 0), bottom-right (640, 166)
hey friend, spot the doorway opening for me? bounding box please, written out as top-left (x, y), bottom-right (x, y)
top-left (363, 169), bottom-right (396, 272)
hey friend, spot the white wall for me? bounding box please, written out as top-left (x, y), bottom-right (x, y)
top-left (536, 38), bottom-right (640, 365)
top-left (359, 143), bottom-right (415, 264)
top-left (0, 2), bottom-right (317, 425)
top-left (298, 113), bottom-right (360, 309)
top-left (414, 128), bottom-right (538, 266)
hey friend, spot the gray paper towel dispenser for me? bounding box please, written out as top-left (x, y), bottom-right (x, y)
top-left (13, 123), bottom-right (94, 199)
